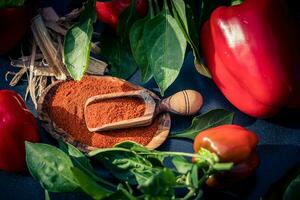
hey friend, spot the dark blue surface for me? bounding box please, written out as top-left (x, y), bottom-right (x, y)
top-left (1, 2), bottom-right (300, 200)
top-left (1, 52), bottom-right (300, 200)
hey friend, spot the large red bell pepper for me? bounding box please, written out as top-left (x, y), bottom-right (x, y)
top-left (194, 125), bottom-right (259, 188)
top-left (200, 0), bottom-right (300, 118)
top-left (0, 90), bottom-right (39, 172)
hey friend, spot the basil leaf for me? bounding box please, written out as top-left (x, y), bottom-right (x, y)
top-left (172, 0), bottom-right (211, 78)
top-left (114, 141), bottom-right (150, 152)
top-left (89, 148), bottom-right (159, 185)
top-left (283, 175), bottom-right (300, 200)
top-left (58, 141), bottom-right (114, 188)
top-left (130, 16), bottom-right (153, 83)
top-left (100, 32), bottom-right (138, 79)
top-left (64, 0), bottom-right (96, 80)
top-left (115, 141), bottom-right (165, 166)
top-left (118, 0), bottom-right (138, 42)
top-left (169, 109), bottom-right (234, 140)
top-left (263, 163), bottom-right (300, 200)
top-left (72, 167), bottom-right (112, 200)
top-left (172, 0), bottom-right (188, 31)
top-left (172, 156), bottom-right (193, 174)
top-left (103, 188), bottom-right (137, 200)
top-left (0, 0), bottom-right (26, 8)
top-left (25, 142), bottom-right (79, 192)
top-left (144, 6), bottom-right (187, 95)
top-left (139, 168), bottom-right (176, 199)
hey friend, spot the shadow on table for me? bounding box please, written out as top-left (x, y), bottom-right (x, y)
top-left (266, 108), bottom-right (300, 129)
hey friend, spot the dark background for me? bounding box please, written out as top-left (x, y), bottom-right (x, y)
top-left (1, 0), bottom-right (300, 199)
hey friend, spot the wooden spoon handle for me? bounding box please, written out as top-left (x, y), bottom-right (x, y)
top-left (157, 90), bottom-right (203, 116)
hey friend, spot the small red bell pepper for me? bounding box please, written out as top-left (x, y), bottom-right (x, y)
top-left (194, 125), bottom-right (259, 188)
top-left (96, 0), bottom-right (148, 30)
top-left (200, 0), bottom-right (300, 118)
top-left (0, 90), bottom-right (39, 172)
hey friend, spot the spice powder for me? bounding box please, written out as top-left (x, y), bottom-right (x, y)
top-left (49, 76), bottom-right (159, 148)
top-left (85, 97), bottom-right (146, 129)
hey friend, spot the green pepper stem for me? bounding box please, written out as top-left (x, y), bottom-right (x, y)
top-left (213, 163), bottom-right (234, 171)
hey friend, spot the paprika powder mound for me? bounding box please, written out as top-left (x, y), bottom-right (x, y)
top-left (39, 76), bottom-right (169, 150)
top-left (85, 97), bottom-right (145, 129)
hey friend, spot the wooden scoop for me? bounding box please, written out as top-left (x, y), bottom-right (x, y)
top-left (84, 89), bottom-right (203, 132)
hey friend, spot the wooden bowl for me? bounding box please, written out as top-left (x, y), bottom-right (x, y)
top-left (37, 76), bottom-right (171, 153)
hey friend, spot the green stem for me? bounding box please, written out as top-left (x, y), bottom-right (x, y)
top-left (213, 163), bottom-right (234, 171)
top-left (182, 188), bottom-right (196, 200)
top-left (138, 151), bottom-right (200, 158)
top-left (153, 0), bottom-right (160, 14)
top-left (163, 0), bottom-right (168, 10)
top-left (148, 0), bottom-right (154, 18)
top-left (231, 0), bottom-right (243, 6)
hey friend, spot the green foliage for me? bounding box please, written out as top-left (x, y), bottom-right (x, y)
top-left (64, 0), bottom-right (96, 80)
top-left (0, 0), bottom-right (27, 8)
top-left (25, 142), bottom-right (79, 192)
top-left (170, 109), bottom-right (235, 140)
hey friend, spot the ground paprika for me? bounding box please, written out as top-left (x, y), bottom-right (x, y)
top-left (49, 76), bottom-right (159, 148)
top-left (193, 125), bottom-right (259, 188)
top-left (85, 97), bottom-right (145, 129)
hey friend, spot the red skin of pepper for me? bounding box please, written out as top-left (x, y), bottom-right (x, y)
top-left (193, 125), bottom-right (259, 187)
top-left (0, 90), bottom-right (39, 172)
top-left (0, 5), bottom-right (32, 55)
top-left (200, 0), bottom-right (300, 118)
top-left (96, 0), bottom-right (148, 30)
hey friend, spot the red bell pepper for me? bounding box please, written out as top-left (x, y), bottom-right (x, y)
top-left (96, 0), bottom-right (148, 30)
top-left (194, 125), bottom-right (259, 188)
top-left (0, 90), bottom-right (39, 172)
top-left (200, 0), bottom-right (300, 118)
top-left (0, 4), bottom-right (32, 55)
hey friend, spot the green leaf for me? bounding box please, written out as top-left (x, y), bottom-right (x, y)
top-left (143, 7), bottom-right (187, 95)
top-left (25, 142), bottom-right (79, 192)
top-left (169, 109), bottom-right (234, 140)
top-left (172, 156), bottom-right (193, 174)
top-left (139, 168), bottom-right (176, 199)
top-left (89, 148), bottom-right (159, 185)
top-left (100, 32), bottom-right (138, 79)
top-left (118, 0), bottom-right (138, 42)
top-left (284, 176), bottom-right (300, 200)
top-left (58, 141), bottom-right (115, 189)
top-left (115, 141), bottom-right (165, 167)
top-left (72, 167), bottom-right (112, 200)
top-left (172, 0), bottom-right (188, 31)
top-left (129, 16), bottom-right (153, 83)
top-left (263, 163), bottom-right (300, 200)
top-left (103, 188), bottom-right (137, 200)
top-left (172, 0), bottom-right (211, 78)
top-left (0, 0), bottom-right (26, 8)
top-left (64, 0), bottom-right (96, 80)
